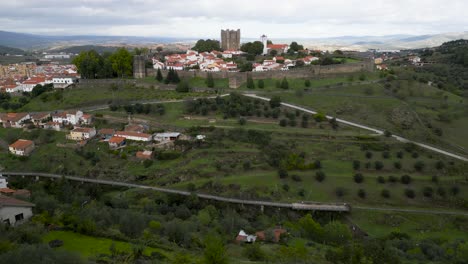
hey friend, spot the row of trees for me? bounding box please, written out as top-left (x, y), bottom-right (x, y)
top-left (72, 48), bottom-right (133, 79)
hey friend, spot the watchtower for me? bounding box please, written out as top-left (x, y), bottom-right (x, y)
top-left (133, 55), bottom-right (146, 78)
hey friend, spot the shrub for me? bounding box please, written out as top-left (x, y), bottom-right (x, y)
top-left (282, 184), bottom-right (290, 192)
top-left (358, 189), bottom-right (366, 199)
top-left (381, 189), bottom-right (390, 198)
top-left (431, 176), bottom-right (439, 183)
top-left (243, 243), bottom-right (266, 261)
top-left (382, 151), bottom-right (390, 159)
top-left (278, 168), bottom-right (288, 179)
top-left (305, 79), bottom-right (311, 87)
top-left (143, 159), bottom-right (153, 168)
top-left (353, 160), bottom-right (361, 170)
top-left (292, 174), bottom-right (302, 182)
top-left (394, 161), bottom-right (402, 170)
top-left (335, 187), bottom-right (346, 197)
top-left (384, 130), bottom-right (392, 137)
top-left (396, 151), bottom-right (404, 159)
top-left (238, 117), bottom-right (247, 126)
top-left (401, 175), bottom-right (412, 184)
top-left (423, 187), bottom-right (433, 198)
top-left (354, 173), bottom-right (364, 183)
top-left (414, 161), bottom-right (425, 171)
top-left (412, 152), bottom-right (419, 159)
top-left (279, 119), bottom-right (288, 127)
top-left (377, 176), bottom-right (385, 184)
top-left (436, 187), bottom-right (446, 197)
top-left (365, 151), bottom-right (373, 159)
top-left (435, 161), bottom-right (445, 170)
top-left (257, 80), bottom-right (265, 89)
top-left (450, 186), bottom-right (460, 196)
top-left (405, 189), bottom-right (415, 199)
top-left (374, 161), bottom-right (384, 170)
top-left (365, 162), bottom-right (371, 169)
top-left (314, 160), bottom-right (322, 169)
top-left (388, 175), bottom-right (398, 183)
top-left (315, 171), bottom-right (326, 182)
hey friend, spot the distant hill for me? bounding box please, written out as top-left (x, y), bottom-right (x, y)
top-left (0, 45), bottom-right (25, 55)
top-left (49, 45), bottom-right (119, 54)
top-left (0, 30), bottom-right (187, 50)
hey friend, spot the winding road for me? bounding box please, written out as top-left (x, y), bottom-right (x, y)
top-left (243, 93), bottom-right (468, 162)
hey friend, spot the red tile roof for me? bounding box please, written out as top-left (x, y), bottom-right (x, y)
top-left (9, 139), bottom-right (34, 150)
top-left (108, 136), bottom-right (126, 144)
top-left (268, 44), bottom-right (288, 49)
top-left (0, 194), bottom-right (35, 207)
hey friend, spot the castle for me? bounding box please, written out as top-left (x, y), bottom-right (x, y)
top-left (221, 29), bottom-right (241, 51)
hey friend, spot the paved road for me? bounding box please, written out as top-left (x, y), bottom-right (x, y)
top-left (2, 172), bottom-right (350, 212)
top-left (243, 94), bottom-right (468, 162)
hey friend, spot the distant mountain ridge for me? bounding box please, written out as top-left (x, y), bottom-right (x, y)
top-left (0, 45), bottom-right (25, 55)
top-left (1, 30), bottom-right (468, 51)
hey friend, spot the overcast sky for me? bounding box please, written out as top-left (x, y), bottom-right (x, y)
top-left (1, 0), bottom-right (467, 38)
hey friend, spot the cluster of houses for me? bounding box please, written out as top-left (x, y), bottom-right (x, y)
top-left (235, 227), bottom-right (287, 244)
top-left (0, 110), bottom-right (92, 130)
top-left (153, 50), bottom-right (242, 72)
top-left (0, 63), bottom-right (79, 93)
top-left (252, 55), bottom-right (319, 72)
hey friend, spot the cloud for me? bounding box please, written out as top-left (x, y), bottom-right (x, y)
top-left (0, 0), bottom-right (467, 38)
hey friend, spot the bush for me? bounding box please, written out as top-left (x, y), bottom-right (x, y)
top-left (292, 174), bottom-right (302, 182)
top-left (335, 187), bottom-right (346, 197)
top-left (396, 151), bottom-right (404, 159)
top-left (423, 187), bottom-right (433, 198)
top-left (450, 186), bottom-right (460, 196)
top-left (238, 117), bottom-right (247, 125)
top-left (278, 168), bottom-right (288, 179)
top-left (315, 171), bottom-right (326, 182)
top-left (414, 161), bottom-right (425, 171)
top-left (381, 189), bottom-right (390, 198)
top-left (388, 175), bottom-right (398, 183)
top-left (314, 160), bottom-right (322, 169)
top-left (282, 184), bottom-right (289, 192)
top-left (436, 187), bottom-right (446, 197)
top-left (435, 161), bottom-right (445, 170)
top-left (354, 173), bottom-right (364, 183)
top-left (305, 79), bottom-right (311, 87)
top-left (377, 176), bottom-right (385, 184)
top-left (382, 151), bottom-right (390, 159)
top-left (394, 161), bottom-right (402, 170)
top-left (374, 161), bottom-right (384, 170)
top-left (405, 189), bottom-right (415, 199)
top-left (384, 130), bottom-right (392, 137)
top-left (257, 79), bottom-right (265, 89)
top-left (365, 151), bottom-right (373, 159)
top-left (401, 175), bottom-right (412, 184)
top-left (243, 244), bottom-right (266, 261)
top-left (431, 176), bottom-right (439, 183)
top-left (176, 80), bottom-right (191, 93)
top-left (143, 159), bottom-right (153, 168)
top-left (412, 152), bottom-right (419, 159)
top-left (358, 189), bottom-right (366, 199)
top-left (279, 119), bottom-right (288, 127)
top-left (353, 160), bottom-right (360, 170)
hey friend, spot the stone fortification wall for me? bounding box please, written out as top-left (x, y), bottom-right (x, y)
top-left (146, 60), bottom-right (373, 86)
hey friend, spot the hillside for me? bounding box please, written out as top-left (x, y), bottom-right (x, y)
top-left (48, 45), bottom-right (119, 54)
top-left (0, 45), bottom-right (24, 55)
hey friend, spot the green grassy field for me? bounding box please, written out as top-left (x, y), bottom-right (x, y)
top-left (43, 231), bottom-right (167, 257)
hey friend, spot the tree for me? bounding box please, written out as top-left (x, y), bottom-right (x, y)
top-left (354, 173), bottom-right (364, 183)
top-left (289, 41), bottom-right (304, 52)
top-left (405, 188), bottom-right (415, 199)
top-left (358, 189), bottom-right (366, 199)
top-left (298, 214), bottom-right (324, 241)
top-left (353, 160), bottom-right (361, 170)
top-left (156, 68), bottom-right (163, 82)
top-left (240, 41), bottom-right (264, 55)
top-left (243, 244), bottom-right (266, 261)
top-left (72, 50), bottom-right (103, 79)
top-left (246, 75), bottom-right (255, 89)
top-left (381, 189), bottom-right (390, 198)
top-left (203, 234), bottom-right (229, 264)
top-left (206, 73), bottom-right (215, 88)
top-left (257, 79), bottom-right (264, 88)
top-left (374, 161), bottom-right (384, 170)
top-left (110, 48), bottom-right (133, 78)
top-left (323, 221), bottom-right (352, 245)
top-left (315, 171), bottom-right (326, 182)
top-left (279, 119), bottom-right (288, 127)
top-left (269, 96), bottom-right (281, 108)
top-left (238, 117), bottom-right (246, 125)
top-left (304, 79), bottom-right (311, 87)
top-left (414, 161), bottom-right (425, 171)
top-left (280, 77), bottom-right (289, 89)
top-left (176, 80), bottom-right (191, 93)
top-left (401, 175), bottom-right (412, 184)
top-left (192, 39), bottom-right (221, 52)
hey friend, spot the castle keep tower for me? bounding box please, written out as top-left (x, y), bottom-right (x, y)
top-left (133, 55), bottom-right (145, 78)
top-left (221, 29), bottom-right (241, 51)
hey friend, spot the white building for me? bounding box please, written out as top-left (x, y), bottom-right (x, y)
top-left (44, 54), bottom-right (71, 59)
top-left (114, 131), bottom-right (153, 142)
top-left (52, 76), bottom-right (78, 88)
top-left (20, 77), bottom-right (46, 92)
top-left (261, 35), bottom-right (268, 55)
top-left (0, 176), bottom-right (7, 189)
top-left (0, 195), bottom-right (34, 226)
top-left (154, 132), bottom-right (181, 142)
top-left (52, 110), bottom-right (83, 125)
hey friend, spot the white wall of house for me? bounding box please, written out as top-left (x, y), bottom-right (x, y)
top-left (0, 206), bottom-right (33, 226)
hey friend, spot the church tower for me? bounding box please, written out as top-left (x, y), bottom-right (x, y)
top-left (261, 34), bottom-right (268, 55)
